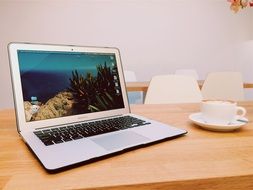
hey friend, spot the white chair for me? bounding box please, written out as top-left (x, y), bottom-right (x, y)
top-left (124, 70), bottom-right (143, 104)
top-left (144, 75), bottom-right (202, 104)
top-left (201, 72), bottom-right (244, 101)
top-left (175, 69), bottom-right (199, 80)
top-left (124, 70), bottom-right (137, 82)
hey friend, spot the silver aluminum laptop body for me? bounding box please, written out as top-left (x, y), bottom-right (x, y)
top-left (8, 43), bottom-right (187, 172)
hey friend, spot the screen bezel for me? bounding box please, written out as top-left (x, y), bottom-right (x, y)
top-left (8, 43), bottom-right (130, 132)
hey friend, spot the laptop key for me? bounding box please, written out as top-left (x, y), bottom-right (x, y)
top-left (34, 131), bottom-right (43, 135)
top-left (59, 127), bottom-right (67, 131)
top-left (52, 128), bottom-right (60, 132)
top-left (42, 129), bottom-right (51, 133)
top-left (54, 139), bottom-right (64, 144)
top-left (62, 137), bottom-right (73, 142)
top-left (43, 140), bottom-right (54, 146)
top-left (72, 135), bottom-right (83, 140)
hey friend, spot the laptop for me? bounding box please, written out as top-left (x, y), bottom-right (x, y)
top-left (8, 43), bottom-right (187, 172)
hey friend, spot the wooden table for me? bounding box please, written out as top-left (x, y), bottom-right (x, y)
top-left (1, 102), bottom-right (253, 190)
top-left (126, 81), bottom-right (253, 92)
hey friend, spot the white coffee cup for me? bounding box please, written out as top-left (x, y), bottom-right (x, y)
top-left (201, 100), bottom-right (246, 125)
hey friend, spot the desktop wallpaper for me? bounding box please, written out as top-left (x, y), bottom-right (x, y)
top-left (18, 50), bottom-right (124, 122)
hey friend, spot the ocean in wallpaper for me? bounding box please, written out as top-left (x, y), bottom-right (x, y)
top-left (18, 50), bottom-right (124, 122)
top-left (20, 69), bottom-right (97, 103)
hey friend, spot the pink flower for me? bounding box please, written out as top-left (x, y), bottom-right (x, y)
top-left (229, 0), bottom-right (252, 12)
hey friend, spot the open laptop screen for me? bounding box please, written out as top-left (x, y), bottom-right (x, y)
top-left (17, 50), bottom-right (124, 122)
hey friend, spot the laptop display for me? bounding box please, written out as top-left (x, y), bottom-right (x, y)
top-left (17, 50), bottom-right (124, 122)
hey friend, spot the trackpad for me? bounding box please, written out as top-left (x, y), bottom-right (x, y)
top-left (91, 131), bottom-right (150, 151)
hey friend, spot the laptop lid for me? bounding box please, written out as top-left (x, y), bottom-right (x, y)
top-left (8, 43), bottom-right (130, 132)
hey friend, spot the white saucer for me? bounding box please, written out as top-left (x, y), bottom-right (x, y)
top-left (189, 112), bottom-right (248, 132)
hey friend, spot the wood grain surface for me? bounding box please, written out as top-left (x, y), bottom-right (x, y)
top-left (126, 81), bottom-right (253, 92)
top-left (0, 102), bottom-right (253, 190)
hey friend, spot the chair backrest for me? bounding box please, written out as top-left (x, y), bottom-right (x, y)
top-left (124, 70), bottom-right (137, 82)
top-left (123, 70), bottom-right (143, 104)
top-left (175, 69), bottom-right (199, 80)
top-left (144, 75), bottom-right (203, 104)
top-left (201, 72), bottom-right (244, 101)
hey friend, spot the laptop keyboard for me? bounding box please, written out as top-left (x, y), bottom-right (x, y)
top-left (33, 116), bottom-right (151, 146)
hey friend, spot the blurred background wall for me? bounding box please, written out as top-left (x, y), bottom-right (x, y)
top-left (0, 0), bottom-right (252, 108)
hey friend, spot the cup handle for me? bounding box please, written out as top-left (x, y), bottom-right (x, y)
top-left (236, 106), bottom-right (246, 119)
